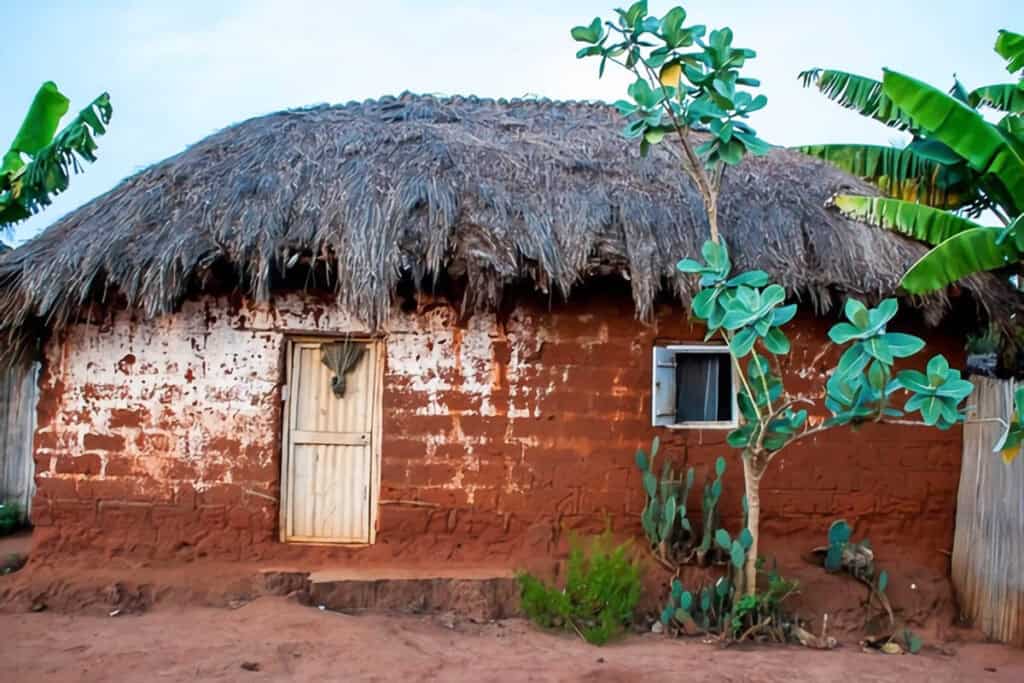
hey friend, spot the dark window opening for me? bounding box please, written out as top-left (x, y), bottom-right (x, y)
top-left (674, 352), bottom-right (733, 422)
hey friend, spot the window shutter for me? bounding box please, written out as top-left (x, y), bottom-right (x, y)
top-left (652, 346), bottom-right (677, 426)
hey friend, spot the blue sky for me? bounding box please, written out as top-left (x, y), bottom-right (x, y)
top-left (3, 0), bottom-right (1022, 244)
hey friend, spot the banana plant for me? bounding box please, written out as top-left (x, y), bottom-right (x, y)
top-left (797, 30), bottom-right (1024, 294)
top-left (0, 81), bottom-right (112, 230)
top-left (797, 69), bottom-right (982, 213)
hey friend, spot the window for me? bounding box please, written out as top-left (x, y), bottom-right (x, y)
top-left (652, 344), bottom-right (736, 428)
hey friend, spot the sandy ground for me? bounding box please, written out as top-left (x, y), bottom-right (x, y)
top-left (3, 597), bottom-right (1023, 683)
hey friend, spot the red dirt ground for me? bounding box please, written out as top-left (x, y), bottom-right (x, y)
top-left (3, 535), bottom-right (1021, 682)
top-left (3, 597), bottom-right (1023, 682)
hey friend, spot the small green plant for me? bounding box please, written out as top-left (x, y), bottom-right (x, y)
top-left (660, 556), bottom-right (798, 640)
top-left (0, 502), bottom-right (24, 536)
top-left (966, 325), bottom-right (1001, 356)
top-left (819, 520), bottom-right (893, 628)
top-left (730, 569), bottom-right (799, 638)
top-left (901, 627), bottom-right (923, 654)
top-left (517, 531), bottom-right (642, 645)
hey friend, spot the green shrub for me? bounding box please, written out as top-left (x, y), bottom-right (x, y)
top-left (0, 502), bottom-right (23, 536)
top-left (517, 532), bottom-right (642, 645)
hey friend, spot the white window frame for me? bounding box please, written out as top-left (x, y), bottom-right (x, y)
top-left (651, 344), bottom-right (738, 429)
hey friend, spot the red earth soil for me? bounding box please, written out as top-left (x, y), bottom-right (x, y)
top-left (3, 597), bottom-right (1024, 682)
top-left (2, 532), bottom-right (1018, 682)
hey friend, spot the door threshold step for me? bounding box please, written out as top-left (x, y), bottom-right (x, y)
top-left (261, 567), bottom-right (521, 621)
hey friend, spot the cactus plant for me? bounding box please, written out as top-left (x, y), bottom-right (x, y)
top-left (636, 437), bottom-right (706, 565)
top-left (902, 628), bottom-right (923, 654)
top-left (659, 551), bottom-right (797, 639)
top-left (824, 519), bottom-right (852, 571)
top-left (637, 448), bottom-right (734, 568)
top-left (696, 456), bottom-right (726, 562)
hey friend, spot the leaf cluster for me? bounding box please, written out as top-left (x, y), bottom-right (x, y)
top-left (571, 2), bottom-right (769, 163)
top-left (1, 82), bottom-right (112, 229)
top-left (678, 238), bottom-right (973, 452)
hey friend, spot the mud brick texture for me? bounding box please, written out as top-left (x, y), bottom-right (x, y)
top-left (30, 288), bottom-right (963, 570)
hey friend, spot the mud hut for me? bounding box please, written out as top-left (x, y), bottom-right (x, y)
top-left (0, 94), bottom-right (1015, 569)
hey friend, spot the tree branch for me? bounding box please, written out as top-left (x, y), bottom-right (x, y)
top-left (722, 331), bottom-right (763, 424)
top-left (636, 59), bottom-right (720, 243)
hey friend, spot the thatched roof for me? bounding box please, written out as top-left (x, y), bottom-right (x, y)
top-left (0, 93), bottom-right (1017, 356)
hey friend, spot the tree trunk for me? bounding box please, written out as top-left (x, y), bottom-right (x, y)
top-left (742, 456), bottom-right (762, 597)
top-left (705, 196), bottom-right (719, 244)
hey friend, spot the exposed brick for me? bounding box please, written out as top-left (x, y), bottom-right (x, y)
top-left (77, 478), bottom-right (131, 501)
top-left (83, 433), bottom-right (126, 452)
top-left (104, 456), bottom-right (140, 477)
top-left (34, 430), bottom-right (60, 450)
top-left (36, 476), bottom-right (78, 500)
top-left (51, 499), bottom-right (98, 526)
top-left (109, 407), bottom-right (150, 429)
top-left (54, 453), bottom-right (102, 475)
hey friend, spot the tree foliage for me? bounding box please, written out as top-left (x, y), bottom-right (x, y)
top-left (571, 1), bottom-right (771, 242)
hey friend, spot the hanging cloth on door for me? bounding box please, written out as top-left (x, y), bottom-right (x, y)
top-left (320, 341), bottom-right (366, 398)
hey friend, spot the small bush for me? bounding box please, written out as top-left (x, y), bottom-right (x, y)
top-left (517, 532), bottom-right (642, 645)
top-left (0, 502), bottom-right (24, 536)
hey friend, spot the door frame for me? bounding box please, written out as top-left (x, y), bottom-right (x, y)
top-left (278, 334), bottom-right (385, 545)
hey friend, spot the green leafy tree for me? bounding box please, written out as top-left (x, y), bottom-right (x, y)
top-left (797, 30), bottom-right (1024, 294)
top-left (573, 2), bottom-right (974, 597)
top-left (0, 81), bottom-right (112, 231)
top-left (571, 1), bottom-right (770, 244)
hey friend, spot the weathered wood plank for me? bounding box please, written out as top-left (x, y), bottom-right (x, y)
top-left (0, 360), bottom-right (40, 521)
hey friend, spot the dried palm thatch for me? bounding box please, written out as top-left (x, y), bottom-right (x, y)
top-left (0, 93), bottom-right (1017, 362)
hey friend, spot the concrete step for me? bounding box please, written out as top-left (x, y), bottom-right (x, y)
top-left (261, 567), bottom-right (520, 621)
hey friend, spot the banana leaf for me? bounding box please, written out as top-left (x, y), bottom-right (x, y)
top-left (799, 68), bottom-right (914, 130)
top-left (882, 69), bottom-right (1024, 215)
top-left (832, 194), bottom-right (982, 246)
top-left (0, 91), bottom-right (112, 228)
top-left (2, 81), bottom-right (70, 178)
top-left (969, 83), bottom-right (1024, 113)
top-left (796, 143), bottom-right (971, 209)
top-left (901, 227), bottom-right (1020, 294)
top-left (995, 30), bottom-right (1024, 73)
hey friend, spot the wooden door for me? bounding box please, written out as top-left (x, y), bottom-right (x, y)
top-left (0, 359), bottom-right (39, 521)
top-left (281, 338), bottom-right (381, 543)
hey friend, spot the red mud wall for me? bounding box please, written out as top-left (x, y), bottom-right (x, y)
top-left (30, 291), bottom-right (963, 570)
